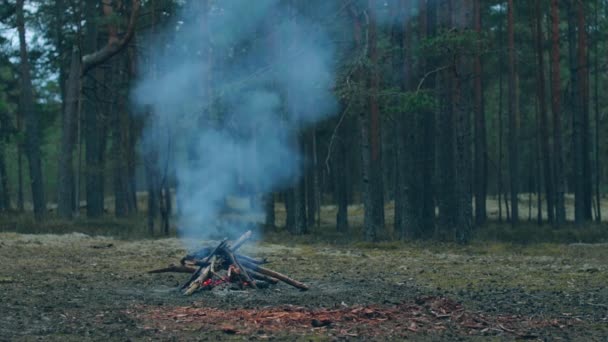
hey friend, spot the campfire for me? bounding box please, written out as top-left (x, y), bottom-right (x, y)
top-left (149, 231), bottom-right (309, 295)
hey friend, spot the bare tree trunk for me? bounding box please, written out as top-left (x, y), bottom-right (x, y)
top-left (294, 133), bottom-right (308, 235)
top-left (83, 0), bottom-right (104, 218)
top-left (535, 0), bottom-right (554, 224)
top-left (145, 158), bottom-right (158, 234)
top-left (594, 0), bottom-right (602, 222)
top-left (576, 0), bottom-right (592, 221)
top-left (285, 190), bottom-right (295, 230)
top-left (437, 0), bottom-right (457, 237)
top-left (473, 0), bottom-right (487, 226)
top-left (306, 131), bottom-right (317, 227)
top-left (17, 0), bottom-right (45, 220)
top-left (535, 94), bottom-right (542, 224)
top-left (497, 17), bottom-right (505, 223)
top-left (0, 142), bottom-right (9, 211)
top-left (551, 0), bottom-right (566, 226)
top-left (453, 0), bottom-right (473, 243)
top-left (394, 0), bottom-right (417, 239)
top-left (335, 127), bottom-right (349, 233)
top-left (57, 47), bottom-right (80, 218)
top-left (420, 0), bottom-right (436, 237)
top-left (567, 0), bottom-right (584, 224)
top-left (507, 0), bottom-right (519, 225)
top-left (17, 134), bottom-right (24, 212)
top-left (264, 193), bottom-right (276, 229)
top-left (367, 0), bottom-right (385, 239)
top-left (112, 56), bottom-right (128, 218)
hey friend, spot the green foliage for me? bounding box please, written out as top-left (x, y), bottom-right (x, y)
top-left (402, 90), bottom-right (436, 113)
top-left (421, 28), bottom-right (480, 60)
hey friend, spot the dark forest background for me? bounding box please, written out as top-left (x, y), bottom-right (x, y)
top-left (0, 0), bottom-right (607, 243)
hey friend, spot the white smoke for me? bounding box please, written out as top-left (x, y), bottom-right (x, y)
top-left (134, 0), bottom-right (337, 245)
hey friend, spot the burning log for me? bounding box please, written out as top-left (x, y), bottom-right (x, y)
top-left (184, 256), bottom-right (216, 295)
top-left (150, 230), bottom-right (309, 295)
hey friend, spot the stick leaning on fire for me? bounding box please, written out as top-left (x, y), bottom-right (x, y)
top-left (149, 230), bottom-right (309, 294)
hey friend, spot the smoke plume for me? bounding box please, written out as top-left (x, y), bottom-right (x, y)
top-left (133, 0), bottom-right (337, 245)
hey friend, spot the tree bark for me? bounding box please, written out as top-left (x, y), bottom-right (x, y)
top-left (306, 131), bottom-right (317, 227)
top-left (83, 0), bottom-right (104, 218)
top-left (535, 0), bottom-right (554, 224)
top-left (282, 191), bottom-right (293, 230)
top-left (0, 141), bottom-right (9, 211)
top-left (473, 0), bottom-right (487, 226)
top-left (418, 0), bottom-right (436, 237)
top-left (567, 0), bottom-right (584, 224)
top-left (17, 0), bottom-right (45, 220)
top-left (577, 0), bottom-right (592, 221)
top-left (366, 0), bottom-right (385, 240)
top-left (507, 0), bottom-right (519, 225)
top-left (112, 56), bottom-right (128, 218)
top-left (335, 126), bottom-right (349, 233)
top-left (594, 0), bottom-right (602, 222)
top-left (293, 133), bottom-right (308, 235)
top-left (264, 193), bottom-right (276, 229)
top-left (454, 0), bottom-right (473, 243)
top-left (551, 0), bottom-right (566, 226)
top-left (57, 46), bottom-right (80, 218)
top-left (437, 0), bottom-right (457, 236)
top-left (497, 16), bottom-right (505, 223)
top-left (394, 0), bottom-right (417, 239)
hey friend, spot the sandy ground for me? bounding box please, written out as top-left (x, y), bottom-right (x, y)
top-left (1, 232), bottom-right (607, 340)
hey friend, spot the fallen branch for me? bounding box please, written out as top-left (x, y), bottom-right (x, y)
top-left (240, 260), bottom-right (309, 291)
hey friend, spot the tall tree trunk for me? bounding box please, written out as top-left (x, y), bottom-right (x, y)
top-left (335, 125), bottom-right (349, 233)
top-left (306, 131), bottom-right (318, 227)
top-left (285, 190), bottom-right (295, 230)
top-left (145, 157), bottom-right (158, 234)
top-left (535, 0), bottom-right (554, 224)
top-left (453, 0), bottom-right (473, 243)
top-left (507, 0), bottom-right (519, 225)
top-left (0, 142), bottom-right (9, 211)
top-left (57, 47), bottom-right (80, 218)
top-left (17, 0), bottom-right (45, 220)
top-left (535, 93), bottom-right (543, 224)
top-left (264, 193), bottom-right (276, 229)
top-left (293, 133), bottom-right (308, 235)
top-left (577, 0), bottom-right (592, 221)
top-left (567, 0), bottom-right (584, 224)
top-left (594, 0), bottom-right (602, 222)
top-left (437, 0), bottom-right (457, 237)
top-left (551, 0), bottom-right (566, 226)
top-left (83, 0), bottom-right (104, 218)
top-left (497, 17), bottom-right (505, 223)
top-left (394, 0), bottom-right (416, 239)
top-left (473, 0), bottom-right (487, 226)
top-left (17, 132), bottom-right (24, 212)
top-left (366, 0), bottom-right (385, 239)
top-left (112, 57), bottom-right (128, 218)
top-left (419, 0), bottom-right (436, 237)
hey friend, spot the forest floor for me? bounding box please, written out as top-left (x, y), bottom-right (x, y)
top-left (1, 231), bottom-right (607, 341)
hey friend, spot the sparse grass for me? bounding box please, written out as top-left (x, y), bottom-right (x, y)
top-left (0, 212), bottom-right (177, 239)
top-left (476, 222), bottom-right (608, 244)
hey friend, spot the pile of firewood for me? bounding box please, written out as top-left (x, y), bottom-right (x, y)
top-left (149, 231), bottom-right (309, 295)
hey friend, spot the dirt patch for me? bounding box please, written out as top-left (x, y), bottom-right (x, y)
top-left (1, 233), bottom-right (607, 340)
top-left (132, 296), bottom-right (579, 340)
